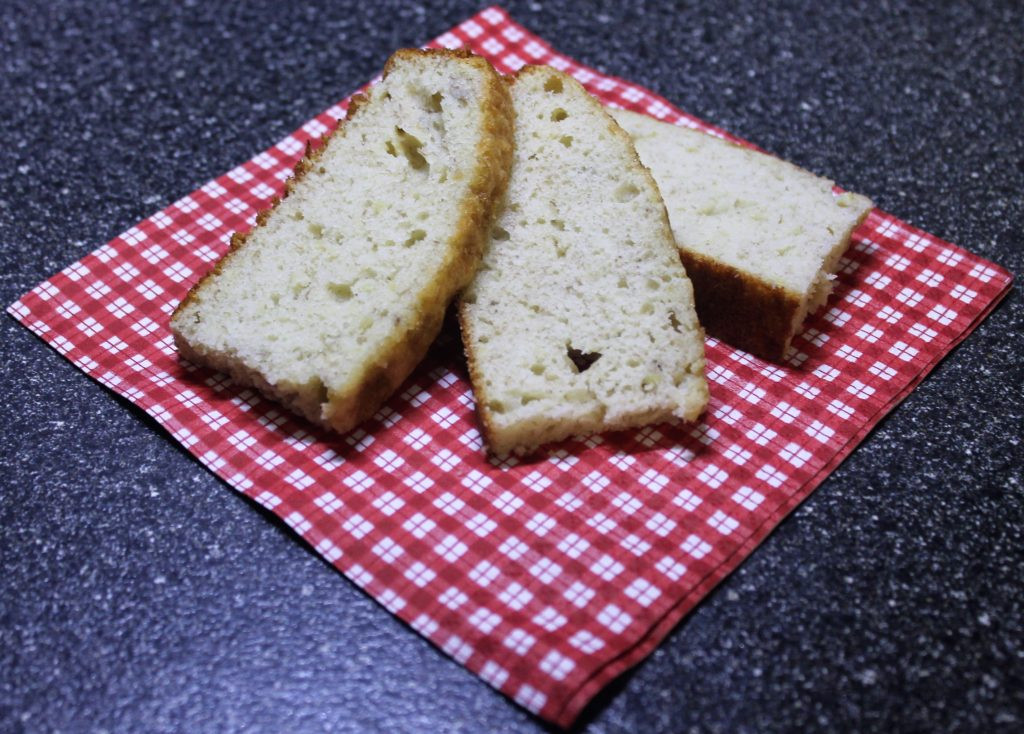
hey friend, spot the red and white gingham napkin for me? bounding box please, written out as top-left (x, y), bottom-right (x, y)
top-left (7, 6), bottom-right (1012, 727)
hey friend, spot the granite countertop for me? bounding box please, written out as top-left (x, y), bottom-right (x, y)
top-left (1, 1), bottom-right (1021, 731)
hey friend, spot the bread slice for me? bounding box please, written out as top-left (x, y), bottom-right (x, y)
top-left (611, 109), bottom-right (874, 362)
top-left (459, 67), bottom-right (709, 457)
top-left (171, 49), bottom-right (514, 433)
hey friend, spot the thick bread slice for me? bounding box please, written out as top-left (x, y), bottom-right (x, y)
top-left (612, 109), bottom-right (874, 362)
top-left (171, 49), bottom-right (514, 433)
top-left (459, 67), bottom-right (709, 457)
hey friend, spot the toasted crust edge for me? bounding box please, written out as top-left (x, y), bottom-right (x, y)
top-left (680, 250), bottom-right (803, 363)
top-left (458, 65), bottom-right (709, 457)
top-left (681, 199), bottom-right (872, 362)
top-left (170, 48), bottom-right (515, 434)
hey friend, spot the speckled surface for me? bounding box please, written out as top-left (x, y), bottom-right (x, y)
top-left (1, 1), bottom-right (1021, 732)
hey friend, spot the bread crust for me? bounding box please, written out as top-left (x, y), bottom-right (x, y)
top-left (679, 249), bottom-right (803, 362)
top-left (171, 48), bottom-right (515, 434)
top-left (679, 197), bottom-right (871, 362)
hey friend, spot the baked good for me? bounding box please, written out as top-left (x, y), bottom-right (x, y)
top-left (611, 108), bottom-right (874, 361)
top-left (171, 49), bottom-right (514, 433)
top-left (459, 67), bottom-right (709, 456)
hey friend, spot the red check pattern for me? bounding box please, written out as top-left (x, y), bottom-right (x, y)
top-left (7, 6), bottom-right (1012, 728)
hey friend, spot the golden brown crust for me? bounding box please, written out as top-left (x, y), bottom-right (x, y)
top-left (172, 49), bottom-right (515, 435)
top-left (458, 303), bottom-right (500, 452)
top-left (679, 249), bottom-right (803, 362)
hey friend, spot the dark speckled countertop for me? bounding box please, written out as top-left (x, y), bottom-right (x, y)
top-left (2, 1), bottom-right (1021, 732)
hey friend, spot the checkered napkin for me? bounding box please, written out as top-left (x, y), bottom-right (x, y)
top-left (7, 5), bottom-right (1012, 727)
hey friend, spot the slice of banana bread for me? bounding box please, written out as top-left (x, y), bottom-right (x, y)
top-left (459, 67), bottom-right (709, 457)
top-left (171, 49), bottom-right (514, 433)
top-left (612, 109), bottom-right (873, 362)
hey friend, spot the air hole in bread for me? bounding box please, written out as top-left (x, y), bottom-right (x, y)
top-left (404, 229), bottom-right (427, 247)
top-left (492, 225), bottom-right (510, 241)
top-left (530, 363), bottom-right (545, 375)
top-left (551, 219), bottom-right (565, 231)
top-left (391, 127), bottom-right (429, 171)
top-left (327, 282), bottom-right (353, 301)
top-left (487, 399), bottom-right (507, 414)
top-left (567, 346), bottom-right (602, 373)
top-left (551, 108), bottom-right (568, 121)
top-left (614, 182), bottom-right (641, 202)
top-left (617, 276), bottom-right (628, 288)
top-left (646, 277), bottom-right (660, 290)
top-left (544, 76), bottom-right (564, 93)
top-left (559, 135), bottom-right (573, 147)
top-left (308, 222), bottom-right (324, 238)
top-left (669, 311), bottom-right (682, 332)
top-left (426, 92), bottom-right (443, 113)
